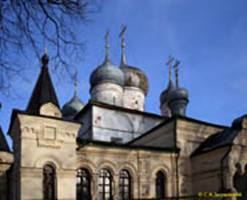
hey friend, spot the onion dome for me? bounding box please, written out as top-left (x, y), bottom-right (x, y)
top-left (62, 95), bottom-right (84, 119)
top-left (120, 65), bottom-right (149, 95)
top-left (167, 59), bottom-right (189, 117)
top-left (160, 69), bottom-right (175, 105)
top-left (168, 87), bottom-right (189, 102)
top-left (119, 27), bottom-right (149, 95)
top-left (62, 78), bottom-right (84, 119)
top-left (90, 32), bottom-right (124, 89)
top-left (90, 61), bottom-right (124, 88)
top-left (168, 87), bottom-right (189, 116)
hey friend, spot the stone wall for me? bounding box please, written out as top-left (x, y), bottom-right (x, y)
top-left (176, 118), bottom-right (225, 196)
top-left (9, 113), bottom-right (80, 200)
top-left (191, 147), bottom-right (229, 194)
top-left (228, 128), bottom-right (247, 194)
top-left (77, 145), bottom-right (177, 200)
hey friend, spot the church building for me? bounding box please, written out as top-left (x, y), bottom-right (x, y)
top-left (0, 30), bottom-right (247, 200)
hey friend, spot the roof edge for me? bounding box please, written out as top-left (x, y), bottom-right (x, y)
top-left (177, 115), bottom-right (229, 129)
top-left (75, 100), bottom-right (165, 120)
top-left (128, 117), bottom-right (174, 144)
top-left (191, 143), bottom-right (232, 157)
top-left (129, 115), bottom-right (227, 145)
top-left (77, 138), bottom-right (180, 153)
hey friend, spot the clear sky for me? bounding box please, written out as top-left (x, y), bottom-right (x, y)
top-left (1, 0), bottom-right (247, 145)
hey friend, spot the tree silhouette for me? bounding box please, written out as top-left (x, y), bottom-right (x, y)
top-left (0, 0), bottom-right (100, 90)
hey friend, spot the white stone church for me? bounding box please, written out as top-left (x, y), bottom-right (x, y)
top-left (0, 31), bottom-right (247, 200)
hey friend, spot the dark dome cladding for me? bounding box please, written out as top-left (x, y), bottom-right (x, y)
top-left (120, 65), bottom-right (149, 95)
top-left (160, 79), bottom-right (175, 104)
top-left (167, 87), bottom-right (189, 117)
top-left (168, 87), bottom-right (188, 101)
top-left (62, 95), bottom-right (84, 118)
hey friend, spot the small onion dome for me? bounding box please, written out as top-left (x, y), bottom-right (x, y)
top-left (120, 65), bottom-right (149, 95)
top-left (160, 79), bottom-right (175, 105)
top-left (90, 60), bottom-right (124, 89)
top-left (62, 95), bottom-right (84, 119)
top-left (168, 88), bottom-right (189, 102)
top-left (168, 87), bottom-right (189, 116)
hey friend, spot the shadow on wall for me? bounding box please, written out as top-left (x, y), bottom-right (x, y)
top-left (233, 163), bottom-right (247, 199)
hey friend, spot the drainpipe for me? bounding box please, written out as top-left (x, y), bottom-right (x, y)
top-left (174, 118), bottom-right (180, 199)
top-left (220, 145), bottom-right (232, 192)
top-left (175, 151), bottom-right (180, 199)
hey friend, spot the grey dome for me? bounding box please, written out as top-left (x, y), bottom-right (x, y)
top-left (168, 88), bottom-right (189, 102)
top-left (160, 79), bottom-right (175, 104)
top-left (62, 95), bottom-right (84, 118)
top-left (90, 60), bottom-right (124, 89)
top-left (120, 65), bottom-right (149, 95)
top-left (167, 87), bottom-right (189, 117)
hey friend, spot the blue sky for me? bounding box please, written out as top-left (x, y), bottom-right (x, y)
top-left (1, 0), bottom-right (247, 145)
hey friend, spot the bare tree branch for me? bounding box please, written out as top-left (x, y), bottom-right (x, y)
top-left (0, 0), bottom-right (100, 93)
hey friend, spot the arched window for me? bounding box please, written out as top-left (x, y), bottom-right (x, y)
top-left (98, 169), bottom-right (113, 200)
top-left (119, 169), bottom-right (132, 200)
top-left (43, 164), bottom-right (56, 200)
top-left (76, 168), bottom-right (91, 200)
top-left (156, 171), bottom-right (166, 199)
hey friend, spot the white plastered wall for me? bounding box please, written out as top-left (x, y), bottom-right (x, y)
top-left (10, 113), bottom-right (80, 200)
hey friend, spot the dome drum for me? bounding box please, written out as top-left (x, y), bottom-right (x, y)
top-left (122, 86), bottom-right (145, 111)
top-left (91, 83), bottom-right (123, 106)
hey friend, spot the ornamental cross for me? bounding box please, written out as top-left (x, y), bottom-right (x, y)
top-left (166, 55), bottom-right (174, 67)
top-left (72, 70), bottom-right (78, 96)
top-left (44, 47), bottom-right (48, 55)
top-left (119, 25), bottom-right (127, 65)
top-left (173, 59), bottom-right (181, 88)
top-left (104, 30), bottom-right (110, 61)
top-left (105, 30), bottom-right (110, 47)
top-left (166, 56), bottom-right (174, 81)
top-left (119, 25), bottom-right (127, 39)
